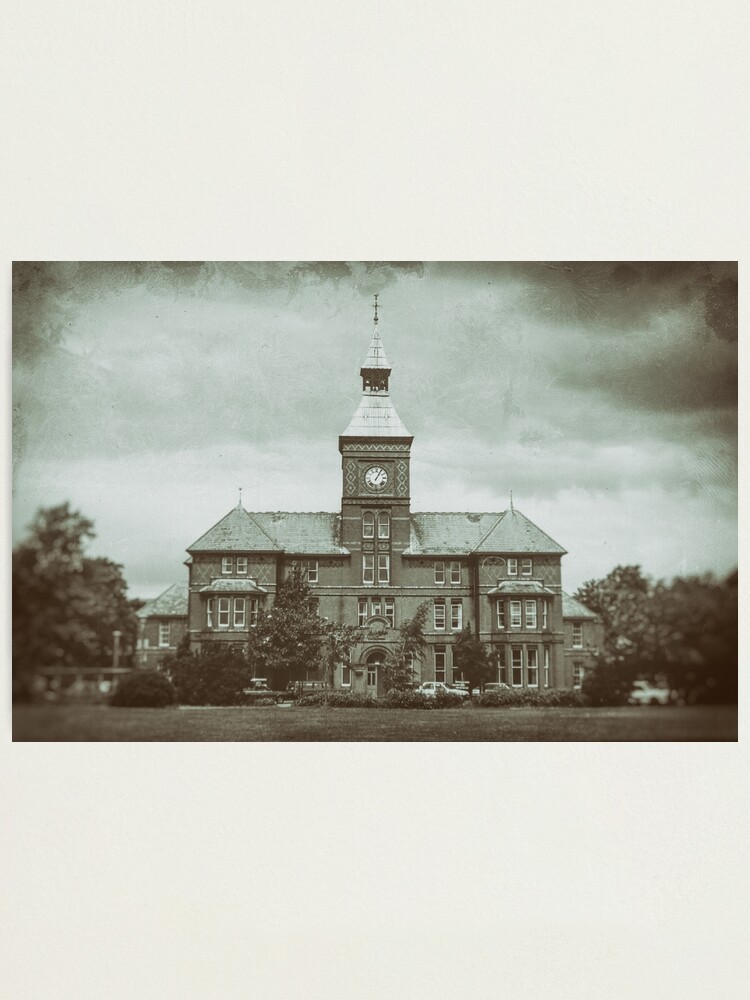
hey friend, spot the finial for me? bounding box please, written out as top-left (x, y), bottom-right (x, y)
top-left (238, 487), bottom-right (243, 508)
top-left (373, 293), bottom-right (379, 325)
top-left (510, 490), bottom-right (514, 512)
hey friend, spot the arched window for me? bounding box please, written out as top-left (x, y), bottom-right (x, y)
top-left (377, 512), bottom-right (390, 539)
top-left (362, 511), bottom-right (375, 538)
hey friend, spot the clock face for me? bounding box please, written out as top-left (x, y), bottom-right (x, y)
top-left (364, 466), bottom-right (388, 491)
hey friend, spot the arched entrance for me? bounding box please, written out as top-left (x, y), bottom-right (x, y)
top-left (364, 648), bottom-right (386, 696)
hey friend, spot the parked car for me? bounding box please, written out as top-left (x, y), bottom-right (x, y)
top-left (628, 680), bottom-right (671, 706)
top-left (484, 682), bottom-right (511, 692)
top-left (416, 681), bottom-right (469, 699)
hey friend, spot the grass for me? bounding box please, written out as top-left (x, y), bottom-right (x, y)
top-left (12, 703), bottom-right (737, 742)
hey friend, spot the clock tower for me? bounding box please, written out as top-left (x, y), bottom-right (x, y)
top-left (339, 297), bottom-right (413, 581)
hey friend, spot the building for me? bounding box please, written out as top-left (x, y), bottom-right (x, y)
top-left (136, 583), bottom-right (189, 669)
top-left (561, 592), bottom-right (602, 689)
top-left (181, 305), bottom-right (600, 694)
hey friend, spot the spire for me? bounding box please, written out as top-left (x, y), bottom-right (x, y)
top-left (340, 297), bottom-right (412, 440)
top-left (509, 490), bottom-right (514, 512)
top-left (237, 487), bottom-right (243, 509)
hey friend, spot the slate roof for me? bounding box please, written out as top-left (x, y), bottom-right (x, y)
top-left (340, 392), bottom-right (412, 438)
top-left (404, 508), bottom-right (566, 555)
top-left (199, 579), bottom-right (268, 594)
top-left (487, 580), bottom-right (556, 596)
top-left (361, 327), bottom-right (391, 370)
top-left (137, 583), bottom-right (189, 619)
top-left (188, 508), bottom-right (349, 555)
top-left (561, 592), bottom-right (599, 619)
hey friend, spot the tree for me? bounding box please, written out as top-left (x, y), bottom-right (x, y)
top-left (576, 565), bottom-right (737, 705)
top-left (452, 622), bottom-right (493, 693)
top-left (382, 601), bottom-right (430, 692)
top-left (12, 503), bottom-right (139, 697)
top-left (319, 621), bottom-right (364, 691)
top-left (248, 565), bottom-right (322, 689)
top-left (164, 646), bottom-right (253, 706)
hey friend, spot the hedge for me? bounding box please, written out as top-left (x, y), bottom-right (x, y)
top-left (111, 671), bottom-right (177, 708)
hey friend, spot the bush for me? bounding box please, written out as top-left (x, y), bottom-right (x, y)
top-left (166, 648), bottom-right (254, 706)
top-left (251, 696), bottom-right (277, 707)
top-left (476, 689), bottom-right (586, 708)
top-left (383, 689), bottom-right (434, 709)
top-left (296, 691), bottom-right (378, 708)
top-left (433, 688), bottom-right (469, 709)
top-left (111, 671), bottom-right (177, 708)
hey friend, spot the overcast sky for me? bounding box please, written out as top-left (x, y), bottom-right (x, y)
top-left (12, 261), bottom-right (737, 600)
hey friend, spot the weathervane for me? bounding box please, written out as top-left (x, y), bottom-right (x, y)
top-left (238, 486), bottom-right (243, 508)
top-left (510, 490), bottom-right (514, 512)
top-left (373, 293), bottom-right (379, 325)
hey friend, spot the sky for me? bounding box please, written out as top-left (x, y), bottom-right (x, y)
top-left (12, 261), bottom-right (738, 600)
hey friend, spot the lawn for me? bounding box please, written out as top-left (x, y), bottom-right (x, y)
top-left (12, 703), bottom-right (737, 741)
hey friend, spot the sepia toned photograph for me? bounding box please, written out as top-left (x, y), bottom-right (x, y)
top-left (12, 261), bottom-right (737, 741)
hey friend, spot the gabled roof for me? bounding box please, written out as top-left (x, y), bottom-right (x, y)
top-left (340, 392), bottom-right (412, 438)
top-left (137, 583), bottom-right (188, 618)
top-left (253, 512), bottom-right (349, 554)
top-left (199, 579), bottom-right (268, 594)
top-left (187, 506), bottom-right (281, 553)
top-left (488, 580), bottom-right (556, 596)
top-left (562, 592), bottom-right (599, 620)
top-left (189, 509), bottom-right (349, 556)
top-left (404, 509), bottom-right (566, 555)
top-left (473, 508), bottom-right (566, 554)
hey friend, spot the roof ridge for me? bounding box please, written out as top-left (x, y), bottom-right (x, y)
top-left (470, 510), bottom-right (508, 552)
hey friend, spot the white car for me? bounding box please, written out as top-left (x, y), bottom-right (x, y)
top-left (628, 680), bottom-right (671, 706)
top-left (416, 681), bottom-right (469, 699)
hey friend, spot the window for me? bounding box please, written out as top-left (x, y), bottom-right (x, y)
top-left (542, 601), bottom-right (548, 629)
top-left (527, 647), bottom-right (539, 687)
top-left (434, 601), bottom-right (446, 631)
top-left (384, 598), bottom-right (395, 627)
top-left (370, 597), bottom-right (382, 618)
top-left (377, 554), bottom-right (390, 584)
top-left (544, 645), bottom-right (550, 688)
top-left (511, 648), bottom-right (523, 687)
top-left (249, 599), bottom-right (259, 627)
top-left (509, 601), bottom-right (522, 628)
top-left (358, 598), bottom-right (368, 626)
top-left (496, 600), bottom-right (505, 630)
top-left (158, 622), bottom-right (170, 647)
top-left (367, 664), bottom-right (377, 687)
top-left (306, 560), bottom-right (318, 583)
top-left (222, 556), bottom-right (232, 575)
top-left (496, 645), bottom-right (506, 684)
top-left (363, 554), bottom-right (374, 585)
top-left (217, 598), bottom-right (231, 627)
top-left (451, 600), bottom-right (463, 631)
top-left (362, 512), bottom-right (375, 538)
top-left (572, 623), bottom-right (583, 648)
top-left (233, 598), bottom-right (246, 628)
top-left (525, 600), bottom-right (537, 629)
top-left (341, 665), bottom-right (351, 687)
top-left (236, 556), bottom-right (248, 575)
top-left (434, 561), bottom-right (445, 585)
top-left (207, 600), bottom-right (213, 629)
top-left (377, 512), bottom-right (390, 539)
top-left (573, 661), bottom-right (584, 689)
top-left (507, 558), bottom-right (518, 576)
top-left (450, 561), bottom-right (461, 584)
top-left (521, 558), bottom-right (532, 576)
top-left (434, 646), bottom-right (447, 683)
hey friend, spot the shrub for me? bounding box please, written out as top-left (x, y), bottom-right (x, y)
top-left (251, 696), bottom-right (277, 707)
top-left (476, 688), bottom-right (586, 708)
top-left (111, 671), bottom-right (177, 708)
top-left (166, 648), bottom-right (254, 706)
top-left (296, 690), bottom-right (378, 708)
top-left (433, 688), bottom-right (469, 709)
top-left (383, 689), bottom-right (434, 709)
